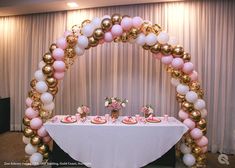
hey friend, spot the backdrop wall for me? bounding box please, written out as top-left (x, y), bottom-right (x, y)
top-left (0, 0), bottom-right (234, 154)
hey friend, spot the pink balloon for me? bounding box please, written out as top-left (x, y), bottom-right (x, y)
top-left (104, 32), bottom-right (113, 42)
top-left (161, 55), bottom-right (173, 65)
top-left (37, 126), bottom-right (48, 137)
top-left (196, 136), bottom-right (208, 147)
top-left (189, 71), bottom-right (198, 81)
top-left (25, 97), bottom-right (33, 107)
top-left (64, 30), bottom-right (72, 37)
top-left (153, 53), bottom-right (163, 60)
top-left (52, 48), bottom-right (64, 60)
top-left (183, 62), bottom-right (194, 74)
top-left (121, 17), bottom-right (133, 31)
top-left (30, 117), bottom-right (43, 130)
top-left (178, 110), bottom-right (189, 120)
top-left (54, 72), bottom-right (65, 80)
top-left (183, 118), bottom-right (196, 130)
top-left (53, 61), bottom-right (65, 72)
top-left (43, 135), bottom-right (52, 143)
top-left (190, 128), bottom-right (203, 140)
top-left (201, 146), bottom-right (208, 153)
top-left (171, 58), bottom-right (184, 69)
top-left (25, 107), bottom-right (39, 119)
top-left (56, 37), bottom-right (67, 50)
top-left (111, 25), bottom-right (123, 37)
top-left (132, 16), bottom-right (143, 28)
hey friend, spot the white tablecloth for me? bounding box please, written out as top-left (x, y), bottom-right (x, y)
top-left (44, 116), bottom-right (188, 168)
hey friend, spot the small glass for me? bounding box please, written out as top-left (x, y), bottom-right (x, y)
top-left (164, 114), bottom-right (169, 122)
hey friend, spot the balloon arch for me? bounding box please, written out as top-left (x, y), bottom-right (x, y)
top-left (22, 14), bottom-right (208, 167)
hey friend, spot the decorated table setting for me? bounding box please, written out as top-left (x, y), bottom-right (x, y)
top-left (44, 97), bottom-right (188, 168)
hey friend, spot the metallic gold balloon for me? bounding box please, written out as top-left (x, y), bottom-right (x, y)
top-left (161, 44), bottom-right (172, 55)
top-left (197, 118), bottom-right (207, 129)
top-left (46, 77), bottom-right (58, 88)
top-left (66, 35), bottom-right (78, 47)
top-left (31, 136), bottom-right (41, 146)
top-left (93, 28), bottom-right (104, 40)
top-left (176, 93), bottom-right (185, 103)
top-left (129, 28), bottom-right (139, 39)
top-left (30, 79), bottom-right (37, 89)
top-left (166, 66), bottom-right (173, 73)
top-left (43, 152), bottom-right (49, 159)
top-left (111, 13), bottom-right (122, 24)
top-left (150, 43), bottom-right (161, 54)
top-left (49, 43), bottom-right (57, 53)
top-left (48, 86), bottom-right (58, 96)
top-left (190, 82), bottom-right (201, 91)
top-left (23, 127), bottom-right (34, 137)
top-left (121, 32), bottom-right (128, 42)
top-left (142, 44), bottom-right (151, 50)
top-left (43, 52), bottom-right (54, 65)
top-left (32, 91), bottom-right (41, 101)
top-left (152, 24), bottom-right (162, 35)
top-left (182, 101), bottom-right (194, 112)
top-left (190, 110), bottom-right (201, 122)
top-left (182, 52), bottom-right (191, 62)
top-left (101, 18), bottom-right (112, 32)
top-left (81, 19), bottom-right (91, 28)
top-left (141, 22), bottom-right (152, 34)
top-left (88, 36), bottom-right (99, 47)
top-left (181, 74), bottom-right (191, 84)
top-left (172, 45), bottom-right (184, 58)
top-left (171, 69), bottom-right (182, 78)
top-left (185, 135), bottom-right (194, 145)
top-left (23, 116), bottom-right (31, 126)
top-left (196, 154), bottom-right (206, 163)
top-left (192, 146), bottom-right (202, 155)
top-left (197, 89), bottom-right (204, 99)
top-left (38, 144), bottom-right (49, 154)
top-left (39, 110), bottom-right (51, 119)
top-left (42, 65), bottom-right (54, 77)
top-left (31, 101), bottom-right (41, 111)
top-left (201, 127), bottom-right (207, 135)
top-left (65, 48), bottom-right (76, 58)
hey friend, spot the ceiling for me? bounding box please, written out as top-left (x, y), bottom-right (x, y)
top-left (0, 0), bottom-right (184, 17)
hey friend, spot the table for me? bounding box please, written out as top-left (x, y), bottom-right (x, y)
top-left (44, 116), bottom-right (188, 168)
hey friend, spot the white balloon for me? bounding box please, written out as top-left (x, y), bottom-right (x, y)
top-left (38, 61), bottom-right (46, 70)
top-left (92, 17), bottom-right (101, 28)
top-left (34, 70), bottom-right (45, 81)
top-left (30, 152), bottom-right (43, 166)
top-left (168, 36), bottom-right (178, 47)
top-left (157, 32), bottom-right (169, 44)
top-left (43, 102), bottom-right (55, 111)
top-left (170, 78), bottom-right (180, 87)
top-left (176, 84), bottom-right (189, 95)
top-left (77, 35), bottom-right (89, 49)
top-left (25, 143), bottom-right (37, 155)
top-left (194, 99), bottom-right (206, 110)
top-left (40, 92), bottom-right (53, 104)
top-left (200, 108), bottom-right (208, 118)
top-left (75, 46), bottom-right (85, 56)
top-left (145, 33), bottom-right (157, 46)
top-left (180, 143), bottom-right (191, 154)
top-left (136, 33), bottom-right (146, 46)
top-left (185, 91), bottom-right (198, 103)
top-left (183, 154), bottom-right (196, 167)
top-left (22, 136), bottom-right (30, 144)
top-left (35, 81), bottom-right (48, 93)
top-left (82, 24), bottom-right (95, 37)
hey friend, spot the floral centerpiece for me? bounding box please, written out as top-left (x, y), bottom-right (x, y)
top-left (141, 105), bottom-right (154, 118)
top-left (105, 97), bottom-right (128, 119)
top-left (77, 105), bottom-right (90, 118)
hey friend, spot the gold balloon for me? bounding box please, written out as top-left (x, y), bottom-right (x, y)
top-left (190, 82), bottom-right (201, 91)
top-left (129, 28), bottom-right (139, 39)
top-left (176, 93), bottom-right (185, 103)
top-left (166, 66), bottom-right (173, 73)
top-left (42, 65), bottom-right (54, 77)
top-left (40, 110), bottom-right (51, 119)
top-left (201, 127), bottom-right (207, 135)
top-left (185, 135), bottom-right (194, 145)
top-left (32, 91), bottom-right (41, 101)
top-left (88, 36), bottom-right (99, 47)
top-left (101, 18), bottom-right (112, 32)
top-left (192, 146), bottom-right (202, 155)
top-left (43, 152), bottom-right (49, 159)
top-left (142, 44), bottom-right (151, 50)
top-left (182, 101), bottom-right (194, 112)
top-left (171, 69), bottom-right (182, 78)
top-left (81, 19), bottom-right (91, 28)
top-left (49, 43), bottom-right (57, 53)
top-left (196, 154), bottom-right (206, 163)
top-left (111, 13), bottom-right (122, 24)
top-left (30, 79), bottom-right (37, 89)
top-left (38, 144), bottom-right (49, 154)
top-left (140, 22), bottom-right (152, 34)
top-left (121, 32), bottom-right (128, 42)
top-left (23, 127), bottom-right (34, 137)
top-left (150, 43), bottom-right (161, 54)
top-left (43, 52), bottom-right (54, 65)
top-left (93, 28), bottom-right (104, 40)
top-left (23, 116), bottom-right (31, 126)
top-left (197, 118), bottom-right (207, 129)
top-left (197, 89), bottom-right (204, 99)
top-left (172, 45), bottom-right (184, 58)
top-left (46, 77), bottom-right (58, 88)
top-left (181, 74), bottom-right (191, 84)
top-left (31, 136), bottom-right (41, 146)
top-left (48, 86), bottom-right (58, 96)
top-left (190, 110), bottom-right (201, 122)
top-left (152, 24), bottom-right (162, 35)
top-left (182, 52), bottom-right (191, 62)
top-left (31, 101), bottom-right (41, 111)
top-left (161, 44), bottom-right (172, 55)
top-left (65, 48), bottom-right (76, 58)
top-left (66, 35), bottom-right (78, 47)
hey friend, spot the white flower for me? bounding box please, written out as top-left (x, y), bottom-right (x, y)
top-left (77, 107), bottom-right (82, 114)
top-left (149, 108), bottom-right (154, 114)
top-left (126, 100), bottom-right (128, 103)
top-left (112, 99), bottom-right (115, 103)
top-left (121, 103), bottom-right (126, 107)
top-left (105, 101), bottom-right (109, 107)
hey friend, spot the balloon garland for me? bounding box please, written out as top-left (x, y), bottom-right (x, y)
top-left (22, 14), bottom-right (208, 167)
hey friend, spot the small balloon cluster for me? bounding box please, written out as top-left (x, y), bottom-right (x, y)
top-left (23, 13), bottom-right (208, 167)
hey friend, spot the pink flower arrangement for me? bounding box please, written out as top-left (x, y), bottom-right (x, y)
top-left (77, 105), bottom-right (90, 114)
top-left (141, 105), bottom-right (154, 115)
top-left (104, 97), bottom-right (128, 111)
